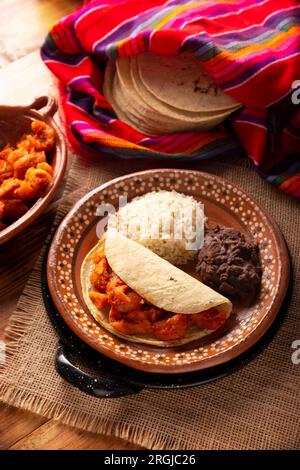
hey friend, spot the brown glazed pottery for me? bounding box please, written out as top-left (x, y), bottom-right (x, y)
top-left (0, 96), bottom-right (67, 245)
top-left (47, 169), bottom-right (290, 374)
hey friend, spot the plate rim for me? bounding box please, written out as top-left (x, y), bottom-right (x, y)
top-left (47, 168), bottom-right (290, 374)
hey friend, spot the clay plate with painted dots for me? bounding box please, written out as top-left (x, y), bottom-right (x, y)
top-left (47, 169), bottom-right (290, 374)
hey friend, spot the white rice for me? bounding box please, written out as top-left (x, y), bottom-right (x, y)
top-left (107, 190), bottom-right (204, 265)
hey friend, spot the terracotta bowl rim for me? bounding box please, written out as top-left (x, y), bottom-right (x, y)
top-left (0, 101), bottom-right (67, 245)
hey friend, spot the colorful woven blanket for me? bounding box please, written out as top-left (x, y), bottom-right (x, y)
top-left (41, 0), bottom-right (300, 198)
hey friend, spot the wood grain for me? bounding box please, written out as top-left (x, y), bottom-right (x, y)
top-left (0, 404), bottom-right (47, 450)
top-left (0, 209), bottom-right (57, 341)
top-left (0, 0), bottom-right (143, 450)
top-left (9, 420), bottom-right (141, 450)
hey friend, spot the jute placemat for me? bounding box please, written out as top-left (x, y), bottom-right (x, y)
top-left (0, 155), bottom-right (299, 450)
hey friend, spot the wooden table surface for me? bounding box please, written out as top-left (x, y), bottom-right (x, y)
top-left (0, 0), bottom-right (141, 450)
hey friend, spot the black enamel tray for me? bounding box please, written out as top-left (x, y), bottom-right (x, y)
top-left (42, 245), bottom-right (292, 398)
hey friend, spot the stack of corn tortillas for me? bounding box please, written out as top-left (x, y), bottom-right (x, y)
top-left (103, 52), bottom-right (242, 136)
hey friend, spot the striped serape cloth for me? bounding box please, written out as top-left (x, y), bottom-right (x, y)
top-left (41, 0), bottom-right (300, 197)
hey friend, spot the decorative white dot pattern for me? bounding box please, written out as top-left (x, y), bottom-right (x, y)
top-left (49, 170), bottom-right (282, 370)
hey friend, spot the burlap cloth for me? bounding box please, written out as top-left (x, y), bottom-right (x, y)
top-left (0, 155), bottom-right (299, 450)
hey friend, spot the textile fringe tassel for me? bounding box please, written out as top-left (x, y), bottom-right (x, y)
top-left (0, 165), bottom-right (88, 361)
top-left (0, 237), bottom-right (187, 451)
top-left (0, 156), bottom-right (257, 450)
top-left (1, 248), bottom-right (46, 360)
top-left (0, 158), bottom-right (86, 377)
top-left (0, 382), bottom-right (189, 450)
top-left (0, 158), bottom-right (184, 450)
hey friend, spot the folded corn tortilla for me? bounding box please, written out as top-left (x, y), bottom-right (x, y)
top-left (81, 232), bottom-right (232, 347)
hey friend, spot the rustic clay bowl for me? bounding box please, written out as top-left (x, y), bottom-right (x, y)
top-left (47, 169), bottom-right (290, 374)
top-left (0, 96), bottom-right (67, 245)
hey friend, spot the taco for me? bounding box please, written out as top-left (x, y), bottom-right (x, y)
top-left (81, 232), bottom-right (232, 347)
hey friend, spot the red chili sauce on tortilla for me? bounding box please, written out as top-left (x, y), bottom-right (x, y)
top-left (88, 245), bottom-right (227, 341)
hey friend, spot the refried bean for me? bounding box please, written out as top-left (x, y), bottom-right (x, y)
top-left (196, 225), bottom-right (262, 300)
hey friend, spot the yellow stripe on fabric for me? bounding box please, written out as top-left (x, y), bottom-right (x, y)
top-left (211, 26), bottom-right (300, 65)
top-left (116, 37), bottom-right (127, 53)
top-left (86, 132), bottom-right (148, 151)
top-left (279, 173), bottom-right (300, 190)
top-left (236, 26), bottom-right (300, 57)
top-left (183, 131), bottom-right (229, 153)
top-left (154, 0), bottom-right (238, 31)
